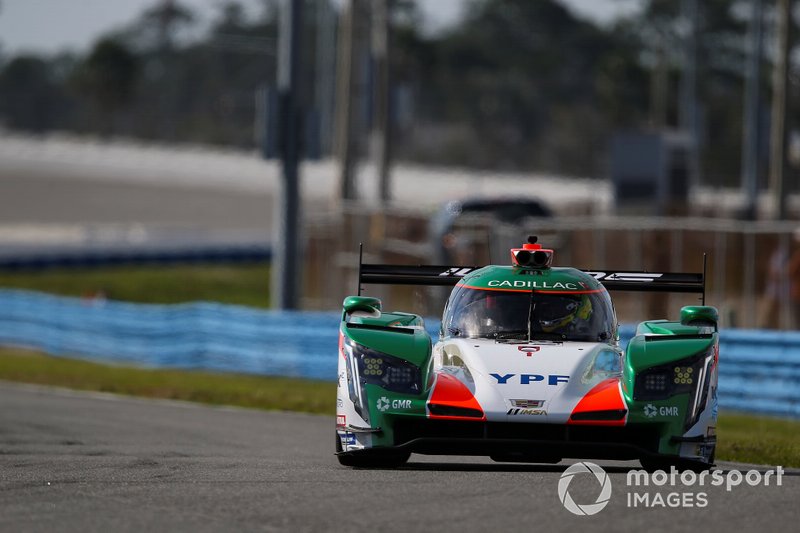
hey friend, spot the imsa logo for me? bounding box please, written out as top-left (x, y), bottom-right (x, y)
top-left (507, 408), bottom-right (547, 416)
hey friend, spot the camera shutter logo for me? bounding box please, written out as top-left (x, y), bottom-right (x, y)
top-left (558, 462), bottom-right (612, 516)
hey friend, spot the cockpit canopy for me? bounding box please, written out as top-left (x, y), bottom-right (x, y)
top-left (442, 285), bottom-right (617, 343)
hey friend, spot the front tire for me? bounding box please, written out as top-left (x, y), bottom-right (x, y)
top-left (335, 431), bottom-right (410, 468)
top-left (490, 453), bottom-right (562, 464)
top-left (336, 451), bottom-right (411, 468)
top-left (639, 456), bottom-right (712, 473)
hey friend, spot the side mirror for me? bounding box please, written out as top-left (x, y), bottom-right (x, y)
top-left (680, 306), bottom-right (718, 330)
top-left (343, 296), bottom-right (382, 316)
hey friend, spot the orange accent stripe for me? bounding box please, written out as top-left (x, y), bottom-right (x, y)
top-left (428, 373), bottom-right (485, 421)
top-left (568, 378), bottom-right (627, 427)
top-left (456, 283), bottom-right (605, 295)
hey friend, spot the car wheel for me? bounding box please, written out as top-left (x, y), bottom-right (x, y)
top-left (490, 454), bottom-right (562, 464)
top-left (336, 450), bottom-right (411, 468)
top-left (639, 456), bottom-right (712, 473)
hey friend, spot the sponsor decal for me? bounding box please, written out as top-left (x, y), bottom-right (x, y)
top-left (510, 399), bottom-right (544, 408)
top-left (556, 463), bottom-right (786, 515)
top-left (644, 403), bottom-right (679, 418)
top-left (487, 279), bottom-right (579, 290)
top-left (507, 408), bottom-right (547, 416)
top-left (585, 272), bottom-right (664, 283)
top-left (342, 432), bottom-right (356, 446)
top-left (518, 346), bottom-right (541, 356)
top-left (625, 466), bottom-right (784, 509)
top-left (710, 386), bottom-right (718, 421)
top-left (337, 398), bottom-right (344, 408)
top-left (336, 414), bottom-right (346, 427)
top-left (558, 462), bottom-right (612, 516)
top-left (491, 373), bottom-right (570, 385)
top-left (377, 397), bottom-right (390, 412)
top-left (376, 396), bottom-right (412, 412)
top-left (338, 371), bottom-right (345, 387)
top-left (439, 267), bottom-right (478, 277)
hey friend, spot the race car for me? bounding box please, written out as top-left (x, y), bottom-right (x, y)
top-left (335, 237), bottom-right (719, 470)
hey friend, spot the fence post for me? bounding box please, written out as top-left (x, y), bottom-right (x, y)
top-left (743, 230), bottom-right (756, 327)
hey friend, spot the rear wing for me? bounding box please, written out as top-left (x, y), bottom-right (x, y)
top-left (359, 264), bottom-right (483, 286)
top-left (356, 247), bottom-right (707, 303)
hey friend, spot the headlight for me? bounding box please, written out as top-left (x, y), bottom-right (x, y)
top-left (634, 356), bottom-right (705, 401)
top-left (633, 346), bottom-right (716, 429)
top-left (348, 341), bottom-right (422, 395)
top-left (343, 338), bottom-right (422, 425)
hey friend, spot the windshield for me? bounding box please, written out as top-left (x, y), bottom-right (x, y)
top-left (442, 286), bottom-right (616, 343)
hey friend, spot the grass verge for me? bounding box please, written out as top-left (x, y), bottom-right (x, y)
top-left (1, 349), bottom-right (798, 467)
top-left (0, 263), bottom-right (271, 307)
top-left (715, 413), bottom-right (800, 467)
top-left (0, 349), bottom-right (333, 415)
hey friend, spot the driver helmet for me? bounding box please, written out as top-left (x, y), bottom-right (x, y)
top-left (538, 294), bottom-right (592, 332)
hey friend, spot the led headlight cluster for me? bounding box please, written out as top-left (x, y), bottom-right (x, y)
top-left (363, 357), bottom-right (384, 377)
top-left (346, 339), bottom-right (422, 395)
top-left (343, 338), bottom-right (423, 424)
top-left (385, 365), bottom-right (415, 386)
top-left (634, 353), bottom-right (705, 401)
top-left (633, 346), bottom-right (716, 431)
top-left (674, 366), bottom-right (693, 385)
top-left (643, 373), bottom-right (668, 392)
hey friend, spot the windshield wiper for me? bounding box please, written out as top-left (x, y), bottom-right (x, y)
top-left (494, 330), bottom-right (529, 340)
top-left (529, 332), bottom-right (567, 341)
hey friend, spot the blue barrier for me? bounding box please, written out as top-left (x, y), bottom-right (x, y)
top-left (0, 289), bottom-right (335, 380)
top-left (0, 289), bottom-right (798, 418)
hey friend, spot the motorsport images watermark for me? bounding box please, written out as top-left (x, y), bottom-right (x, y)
top-left (557, 461), bottom-right (785, 515)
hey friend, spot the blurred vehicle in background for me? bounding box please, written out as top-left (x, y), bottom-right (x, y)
top-left (429, 197), bottom-right (553, 265)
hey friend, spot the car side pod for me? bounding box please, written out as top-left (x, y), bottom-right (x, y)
top-left (622, 309), bottom-right (719, 469)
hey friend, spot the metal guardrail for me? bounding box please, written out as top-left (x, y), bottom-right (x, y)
top-left (0, 289), bottom-right (797, 418)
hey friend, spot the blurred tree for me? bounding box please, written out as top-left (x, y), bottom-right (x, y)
top-left (0, 56), bottom-right (70, 132)
top-left (214, 1), bottom-right (247, 33)
top-left (141, 0), bottom-right (194, 52)
top-left (71, 39), bottom-right (139, 134)
top-left (1, 0), bottom-right (787, 188)
top-left (618, 0), bottom-right (751, 186)
top-left (392, 0), bottom-right (647, 175)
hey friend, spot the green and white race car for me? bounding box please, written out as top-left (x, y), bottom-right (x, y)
top-left (336, 237), bottom-right (719, 470)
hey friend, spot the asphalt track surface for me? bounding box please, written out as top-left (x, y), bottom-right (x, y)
top-left (0, 172), bottom-right (273, 230)
top-left (1, 383), bottom-right (798, 532)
